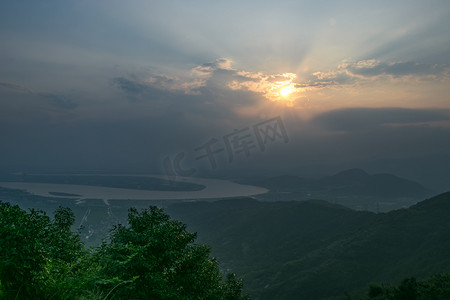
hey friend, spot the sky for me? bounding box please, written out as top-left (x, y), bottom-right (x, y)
top-left (1, 1), bottom-right (450, 191)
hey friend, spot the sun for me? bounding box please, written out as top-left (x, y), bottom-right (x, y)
top-left (280, 86), bottom-right (295, 97)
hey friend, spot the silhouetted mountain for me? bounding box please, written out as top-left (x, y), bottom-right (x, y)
top-left (320, 169), bottom-right (430, 198)
top-left (167, 191), bottom-right (450, 299)
top-left (320, 168), bottom-right (370, 185)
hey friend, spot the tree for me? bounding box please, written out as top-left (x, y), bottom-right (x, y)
top-left (47, 206), bottom-right (84, 263)
top-left (95, 206), bottom-right (249, 299)
top-left (0, 202), bottom-right (87, 299)
top-left (361, 274), bottom-right (450, 300)
top-left (222, 273), bottom-right (251, 300)
top-left (0, 202), bottom-right (50, 299)
top-left (397, 277), bottom-right (417, 300)
top-left (0, 202), bottom-right (249, 299)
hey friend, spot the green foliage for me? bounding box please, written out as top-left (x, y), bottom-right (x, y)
top-left (95, 206), bottom-right (246, 299)
top-left (0, 201), bottom-right (249, 299)
top-left (0, 202), bottom-right (49, 298)
top-left (53, 206), bottom-right (76, 231)
top-left (222, 273), bottom-right (251, 300)
top-left (361, 274), bottom-right (450, 299)
top-left (0, 202), bottom-right (88, 299)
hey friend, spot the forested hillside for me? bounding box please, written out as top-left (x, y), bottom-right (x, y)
top-left (168, 192), bottom-right (450, 299)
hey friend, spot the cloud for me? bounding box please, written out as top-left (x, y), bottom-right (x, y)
top-left (308, 59), bottom-right (449, 88)
top-left (342, 59), bottom-right (448, 78)
top-left (0, 81), bottom-right (78, 110)
top-left (113, 58), bottom-right (236, 99)
top-left (112, 58), bottom-right (309, 104)
top-left (111, 57), bottom-right (450, 108)
top-left (312, 107), bottom-right (450, 132)
top-left (228, 71), bottom-right (305, 102)
top-left (0, 81), bottom-right (33, 93)
top-left (38, 93), bottom-right (78, 110)
top-left (191, 58), bottom-right (234, 77)
top-left (146, 74), bottom-right (206, 95)
top-left (112, 77), bottom-right (147, 96)
top-left (113, 74), bottom-right (207, 97)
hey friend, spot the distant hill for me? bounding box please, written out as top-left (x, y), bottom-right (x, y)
top-left (246, 168), bottom-right (433, 211)
top-left (320, 168), bottom-right (430, 198)
top-left (321, 168), bottom-right (370, 185)
top-left (167, 191), bottom-right (450, 299)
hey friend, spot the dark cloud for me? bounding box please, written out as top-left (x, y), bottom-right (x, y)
top-left (0, 81), bottom-right (78, 110)
top-left (111, 75), bottom-right (187, 103)
top-left (1, 102), bottom-right (450, 191)
top-left (113, 73), bottom-right (208, 100)
top-left (0, 81), bottom-right (32, 93)
top-left (312, 107), bottom-right (450, 131)
top-left (112, 77), bottom-right (147, 97)
top-left (192, 58), bottom-right (234, 75)
top-left (38, 93), bottom-right (78, 110)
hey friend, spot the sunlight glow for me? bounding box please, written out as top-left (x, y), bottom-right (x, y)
top-left (228, 70), bottom-right (305, 104)
top-left (280, 86), bottom-right (295, 97)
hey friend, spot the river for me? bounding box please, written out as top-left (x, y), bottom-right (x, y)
top-left (0, 174), bottom-right (268, 201)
